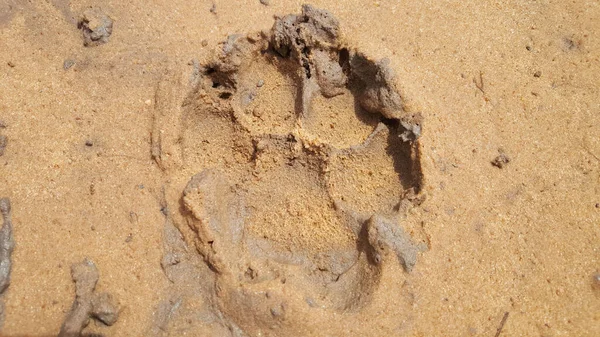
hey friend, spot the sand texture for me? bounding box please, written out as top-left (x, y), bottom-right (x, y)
top-left (0, 1), bottom-right (598, 336)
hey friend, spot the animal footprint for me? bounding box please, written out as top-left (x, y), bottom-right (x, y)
top-left (179, 5), bottom-right (425, 335)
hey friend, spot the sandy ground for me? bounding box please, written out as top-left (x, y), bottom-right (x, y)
top-left (0, 0), bottom-right (599, 336)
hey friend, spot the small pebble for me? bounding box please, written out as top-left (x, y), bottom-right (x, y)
top-left (85, 140), bottom-right (93, 147)
top-left (63, 59), bottom-right (75, 70)
top-left (7, 61), bottom-right (15, 68)
top-left (592, 273), bottom-right (600, 290)
top-left (270, 306), bottom-right (283, 317)
top-left (257, 79), bottom-right (264, 87)
top-left (533, 71), bottom-right (541, 78)
top-left (563, 37), bottom-right (578, 51)
top-left (129, 212), bottom-right (138, 224)
top-left (260, 0), bottom-right (270, 5)
top-left (201, 39), bottom-right (208, 47)
top-left (491, 150), bottom-right (510, 169)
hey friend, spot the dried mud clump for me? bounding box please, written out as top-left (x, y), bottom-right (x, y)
top-left (0, 198), bottom-right (14, 327)
top-left (350, 56), bottom-right (401, 117)
top-left (58, 259), bottom-right (119, 337)
top-left (0, 199), bottom-right (14, 293)
top-left (268, 5), bottom-right (421, 139)
top-left (0, 134), bottom-right (7, 156)
top-left (78, 8), bottom-right (113, 47)
top-left (271, 5), bottom-right (340, 59)
top-left (155, 4), bottom-right (427, 336)
top-left (0, 121), bottom-right (6, 156)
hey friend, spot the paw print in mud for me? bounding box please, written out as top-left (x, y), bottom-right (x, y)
top-left (177, 5), bottom-right (425, 336)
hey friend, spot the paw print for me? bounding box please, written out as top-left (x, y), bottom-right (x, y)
top-left (177, 5), bottom-right (425, 335)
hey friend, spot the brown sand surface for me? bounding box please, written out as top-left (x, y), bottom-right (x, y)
top-left (0, 0), bottom-right (598, 336)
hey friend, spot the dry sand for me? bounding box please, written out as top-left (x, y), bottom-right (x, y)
top-left (0, 0), bottom-right (599, 336)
